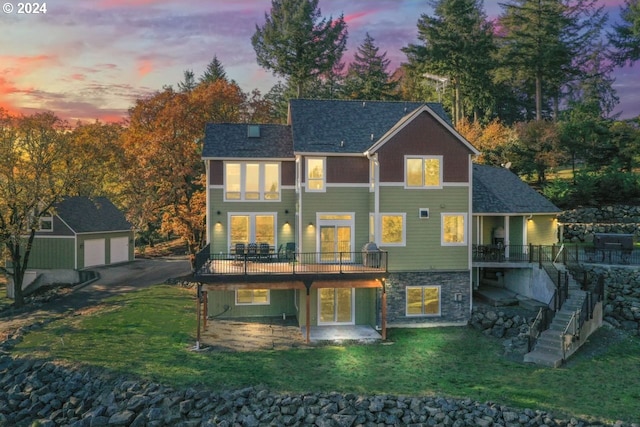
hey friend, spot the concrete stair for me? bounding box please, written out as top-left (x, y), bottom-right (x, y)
top-left (524, 267), bottom-right (586, 367)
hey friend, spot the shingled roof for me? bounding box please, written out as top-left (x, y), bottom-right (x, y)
top-left (55, 196), bottom-right (131, 233)
top-left (289, 99), bottom-right (450, 154)
top-left (202, 123), bottom-right (293, 158)
top-left (473, 164), bottom-right (561, 214)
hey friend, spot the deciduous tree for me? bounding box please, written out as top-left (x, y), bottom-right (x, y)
top-left (0, 110), bottom-right (78, 307)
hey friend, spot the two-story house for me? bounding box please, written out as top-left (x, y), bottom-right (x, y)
top-left (196, 99), bottom-right (481, 342)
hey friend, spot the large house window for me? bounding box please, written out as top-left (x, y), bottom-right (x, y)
top-left (306, 157), bottom-right (325, 192)
top-left (405, 156), bottom-right (442, 188)
top-left (229, 214), bottom-right (276, 246)
top-left (236, 289), bottom-right (269, 305)
top-left (224, 162), bottom-right (280, 201)
top-left (380, 213), bottom-right (406, 246)
top-left (442, 213), bottom-right (466, 245)
top-left (406, 286), bottom-right (441, 316)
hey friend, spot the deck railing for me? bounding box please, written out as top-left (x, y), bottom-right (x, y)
top-left (195, 250), bottom-right (388, 277)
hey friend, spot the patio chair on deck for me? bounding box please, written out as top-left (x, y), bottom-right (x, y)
top-left (247, 243), bottom-right (258, 260)
top-left (259, 243), bottom-right (271, 261)
top-left (277, 242), bottom-right (296, 261)
top-left (234, 243), bottom-right (246, 262)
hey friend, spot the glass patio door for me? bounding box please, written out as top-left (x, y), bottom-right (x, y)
top-left (319, 225), bottom-right (351, 262)
top-left (319, 288), bottom-right (354, 324)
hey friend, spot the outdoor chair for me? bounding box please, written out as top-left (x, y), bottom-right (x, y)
top-left (247, 243), bottom-right (258, 260)
top-left (259, 243), bottom-right (271, 261)
top-left (234, 243), bottom-right (246, 263)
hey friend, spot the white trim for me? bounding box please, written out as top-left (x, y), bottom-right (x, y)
top-left (379, 212), bottom-right (407, 247)
top-left (316, 213), bottom-right (355, 261)
top-left (305, 157), bottom-right (326, 193)
top-left (227, 212), bottom-right (278, 248)
top-left (295, 152), bottom-right (364, 157)
top-left (224, 161), bottom-right (281, 202)
top-left (405, 285), bottom-right (442, 317)
top-left (441, 212), bottom-right (468, 246)
top-left (302, 182), bottom-right (369, 189)
top-left (404, 155), bottom-right (443, 189)
top-left (31, 235), bottom-right (75, 239)
top-left (378, 182), bottom-right (469, 187)
top-left (205, 159), bottom-right (211, 243)
top-left (203, 156), bottom-right (294, 161)
top-left (235, 289), bottom-right (271, 306)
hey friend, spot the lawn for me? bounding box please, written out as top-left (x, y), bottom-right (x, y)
top-left (13, 284), bottom-right (640, 424)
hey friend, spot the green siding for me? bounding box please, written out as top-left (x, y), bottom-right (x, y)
top-left (206, 289), bottom-right (297, 318)
top-left (27, 237), bottom-right (76, 269)
top-left (209, 188), bottom-right (296, 254)
top-left (300, 187), bottom-right (370, 253)
top-left (528, 215), bottom-right (558, 245)
top-left (378, 186), bottom-right (470, 271)
top-left (510, 216), bottom-right (524, 246)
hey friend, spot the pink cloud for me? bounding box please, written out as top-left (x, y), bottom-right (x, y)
top-left (137, 59), bottom-right (154, 78)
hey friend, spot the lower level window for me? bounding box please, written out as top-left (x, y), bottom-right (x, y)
top-left (406, 286), bottom-right (440, 316)
top-left (236, 289), bottom-right (270, 305)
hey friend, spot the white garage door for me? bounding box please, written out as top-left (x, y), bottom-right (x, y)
top-left (84, 238), bottom-right (106, 267)
top-left (110, 236), bottom-right (129, 264)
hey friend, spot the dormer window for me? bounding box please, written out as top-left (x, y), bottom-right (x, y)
top-left (39, 215), bottom-right (53, 232)
top-left (405, 156), bottom-right (442, 189)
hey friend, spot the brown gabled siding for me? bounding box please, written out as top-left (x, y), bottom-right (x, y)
top-left (378, 112), bottom-right (472, 183)
top-left (282, 161), bottom-right (295, 186)
top-left (327, 156), bottom-right (368, 184)
top-left (210, 160), bottom-right (223, 185)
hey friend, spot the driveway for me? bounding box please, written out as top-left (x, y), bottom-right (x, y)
top-left (1, 256), bottom-right (192, 337)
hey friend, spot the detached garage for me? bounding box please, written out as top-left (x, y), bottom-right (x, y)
top-left (28, 196), bottom-right (134, 270)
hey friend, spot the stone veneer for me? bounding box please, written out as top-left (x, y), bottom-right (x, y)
top-left (559, 205), bottom-right (640, 242)
top-left (568, 264), bottom-right (640, 335)
top-left (385, 271), bottom-right (470, 326)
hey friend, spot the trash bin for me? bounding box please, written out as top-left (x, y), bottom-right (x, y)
top-left (362, 242), bottom-right (380, 268)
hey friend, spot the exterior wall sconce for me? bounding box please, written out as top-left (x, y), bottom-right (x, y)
top-left (284, 221), bottom-right (289, 225)
top-left (285, 209), bottom-right (289, 214)
top-left (216, 221), bottom-right (222, 226)
top-left (216, 211), bottom-right (221, 215)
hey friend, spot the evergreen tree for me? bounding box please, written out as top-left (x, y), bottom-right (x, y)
top-left (403, 0), bottom-right (495, 124)
top-left (495, 0), bottom-right (606, 121)
top-left (610, 0), bottom-right (640, 66)
top-left (251, 0), bottom-right (348, 98)
top-left (200, 55), bottom-right (228, 84)
top-left (178, 69), bottom-right (197, 92)
top-left (342, 33), bottom-right (397, 100)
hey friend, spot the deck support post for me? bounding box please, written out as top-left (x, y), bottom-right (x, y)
top-left (304, 280), bottom-right (313, 343)
top-left (381, 279), bottom-right (387, 340)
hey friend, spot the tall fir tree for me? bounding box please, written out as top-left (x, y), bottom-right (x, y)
top-left (342, 33), bottom-right (397, 100)
top-left (403, 0), bottom-right (495, 124)
top-left (200, 55), bottom-right (228, 84)
top-left (251, 0), bottom-right (347, 98)
top-left (610, 0), bottom-right (640, 66)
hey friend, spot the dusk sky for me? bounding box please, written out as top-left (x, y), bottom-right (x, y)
top-left (1, 0), bottom-right (638, 123)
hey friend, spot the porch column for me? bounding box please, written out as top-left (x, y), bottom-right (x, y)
top-left (304, 280), bottom-right (312, 343)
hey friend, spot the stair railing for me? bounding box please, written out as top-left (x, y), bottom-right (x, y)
top-left (561, 309), bottom-right (581, 361)
top-left (527, 306), bottom-right (553, 352)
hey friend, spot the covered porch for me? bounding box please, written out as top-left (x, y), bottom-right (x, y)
top-left (198, 276), bottom-right (388, 346)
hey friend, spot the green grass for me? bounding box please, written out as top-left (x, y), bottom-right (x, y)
top-left (13, 285), bottom-right (640, 424)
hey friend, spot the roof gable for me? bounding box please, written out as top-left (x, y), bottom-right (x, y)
top-left (202, 123), bottom-right (294, 159)
top-left (55, 196), bottom-right (132, 233)
top-left (367, 105), bottom-right (479, 156)
top-left (289, 99), bottom-right (450, 154)
top-left (472, 164), bottom-right (560, 214)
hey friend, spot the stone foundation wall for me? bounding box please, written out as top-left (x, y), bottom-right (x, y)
top-left (469, 305), bottom-right (536, 355)
top-left (568, 264), bottom-right (640, 335)
top-left (386, 271), bottom-right (470, 326)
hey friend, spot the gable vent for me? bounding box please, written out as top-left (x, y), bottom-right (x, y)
top-left (247, 125), bottom-right (260, 138)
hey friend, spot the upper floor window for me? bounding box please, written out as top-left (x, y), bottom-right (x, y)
top-left (39, 215), bottom-right (53, 232)
top-left (442, 213), bottom-right (466, 245)
top-left (224, 162), bottom-right (280, 201)
top-left (380, 213), bottom-right (406, 246)
top-left (405, 156), bottom-right (442, 188)
top-left (306, 157), bottom-right (325, 192)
